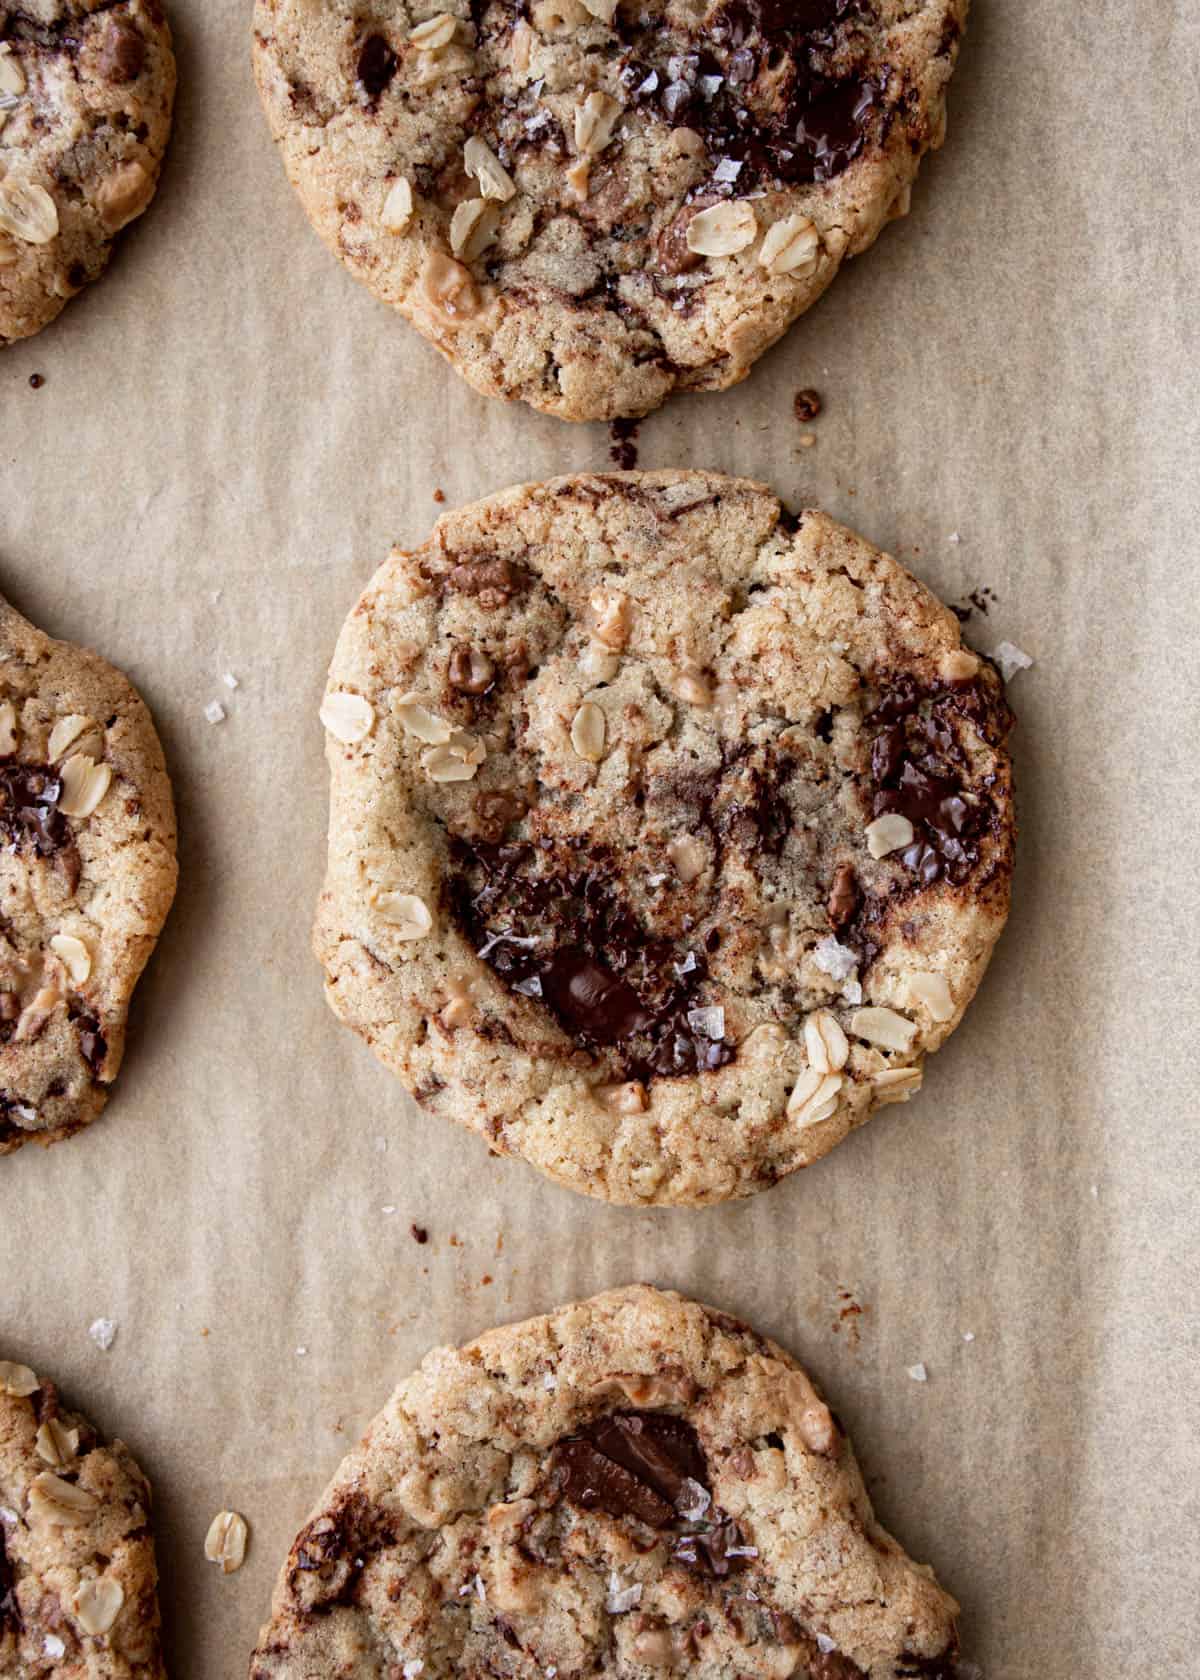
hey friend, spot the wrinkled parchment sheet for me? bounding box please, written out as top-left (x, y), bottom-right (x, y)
top-left (3, 2), bottom-right (1198, 1674)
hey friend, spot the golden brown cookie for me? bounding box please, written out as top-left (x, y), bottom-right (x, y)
top-left (249, 1286), bottom-right (962, 1679)
top-left (253, 1), bottom-right (967, 420)
top-left (0, 591), bottom-right (177, 1155)
top-left (313, 472), bottom-right (1015, 1205)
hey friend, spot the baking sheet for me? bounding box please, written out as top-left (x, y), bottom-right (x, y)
top-left (4, 0), bottom-right (1199, 1673)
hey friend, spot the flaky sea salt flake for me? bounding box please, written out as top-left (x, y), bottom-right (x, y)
top-left (990, 641), bottom-right (1033, 683)
top-left (204, 700), bottom-right (226, 725)
top-left (88, 1318), bottom-right (117, 1352)
top-left (908, 1362), bottom-right (928, 1383)
top-left (812, 936), bottom-right (858, 984)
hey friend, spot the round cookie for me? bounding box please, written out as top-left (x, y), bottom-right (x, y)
top-left (0, 3), bottom-right (176, 346)
top-left (0, 1357), bottom-right (164, 1678)
top-left (313, 471), bottom-right (1015, 1206)
top-left (252, 0), bottom-right (967, 421)
top-left (249, 1285), bottom-right (962, 1679)
top-left (0, 591), bottom-right (178, 1155)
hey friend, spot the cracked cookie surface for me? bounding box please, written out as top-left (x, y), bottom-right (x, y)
top-left (0, 1), bottom-right (175, 346)
top-left (0, 591), bottom-right (177, 1156)
top-left (252, 0), bottom-right (967, 421)
top-left (249, 1285), bottom-right (962, 1679)
top-left (0, 1357), bottom-right (164, 1680)
top-left (313, 471), bottom-right (1015, 1206)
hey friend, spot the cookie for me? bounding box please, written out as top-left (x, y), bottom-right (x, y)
top-left (0, 1356), bottom-right (164, 1678)
top-left (249, 1285), bottom-right (962, 1679)
top-left (0, 3), bottom-right (175, 346)
top-left (313, 471), bottom-right (1015, 1206)
top-left (0, 591), bottom-right (178, 1155)
top-left (252, 0), bottom-right (966, 421)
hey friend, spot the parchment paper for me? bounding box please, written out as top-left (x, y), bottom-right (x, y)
top-left (3, 2), bottom-right (1198, 1674)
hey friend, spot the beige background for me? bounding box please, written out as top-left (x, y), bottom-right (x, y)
top-left (4, 1), bottom-right (1199, 1674)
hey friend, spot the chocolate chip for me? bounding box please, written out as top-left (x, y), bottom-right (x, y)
top-left (657, 205), bottom-right (707, 276)
top-left (448, 645), bottom-right (496, 694)
top-left (794, 387), bottom-right (822, 422)
top-left (827, 862), bottom-right (858, 928)
top-left (28, 373), bottom-right (45, 391)
top-left (356, 34), bottom-right (397, 102)
top-left (446, 555), bottom-right (528, 605)
top-left (410, 1223), bottom-right (428, 1244)
top-left (99, 21), bottom-right (146, 83)
top-left (75, 1016), bottom-right (106, 1074)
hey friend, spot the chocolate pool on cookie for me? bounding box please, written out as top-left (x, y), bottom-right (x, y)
top-left (253, 0), bottom-right (967, 421)
top-left (313, 471), bottom-right (1015, 1206)
top-left (249, 1286), bottom-right (962, 1679)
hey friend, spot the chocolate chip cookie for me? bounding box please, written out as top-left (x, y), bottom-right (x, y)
top-left (253, 1), bottom-right (967, 421)
top-left (249, 1285), bottom-right (962, 1679)
top-left (0, 3), bottom-right (175, 346)
top-left (0, 591), bottom-right (177, 1155)
top-left (313, 471), bottom-right (1015, 1206)
top-left (0, 1357), bottom-right (164, 1678)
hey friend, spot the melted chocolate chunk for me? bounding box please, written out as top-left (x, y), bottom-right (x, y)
top-left (864, 678), bottom-right (1010, 887)
top-left (617, 0), bottom-right (888, 192)
top-left (100, 21), bottom-right (146, 82)
top-left (557, 1410), bottom-right (749, 1577)
top-left (447, 839), bottom-right (734, 1081)
top-left (356, 34), bottom-right (397, 102)
top-left (0, 762), bottom-right (69, 857)
top-left (289, 1492), bottom-right (398, 1611)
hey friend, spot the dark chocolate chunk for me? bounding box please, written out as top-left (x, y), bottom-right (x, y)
top-left (608, 419), bottom-right (640, 470)
top-left (446, 838), bottom-right (734, 1082)
top-left (557, 1437), bottom-right (676, 1527)
top-left (556, 1409), bottom-right (752, 1576)
top-left (28, 373), bottom-right (45, 391)
top-left (794, 387), bottom-right (823, 421)
top-left (75, 1016), bottom-right (107, 1074)
top-left (356, 34), bottom-right (397, 102)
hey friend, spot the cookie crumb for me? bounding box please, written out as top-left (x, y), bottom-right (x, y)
top-left (793, 387), bottom-right (822, 421)
top-left (410, 1223), bottom-right (429, 1244)
top-left (990, 641), bottom-right (1033, 682)
top-left (88, 1317), bottom-right (117, 1352)
top-left (204, 700), bottom-right (226, 725)
top-left (797, 433), bottom-right (817, 449)
top-left (28, 373), bottom-right (45, 390)
top-left (907, 1362), bottom-right (928, 1383)
top-left (608, 419), bottom-right (640, 469)
top-left (432, 489), bottom-right (446, 504)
